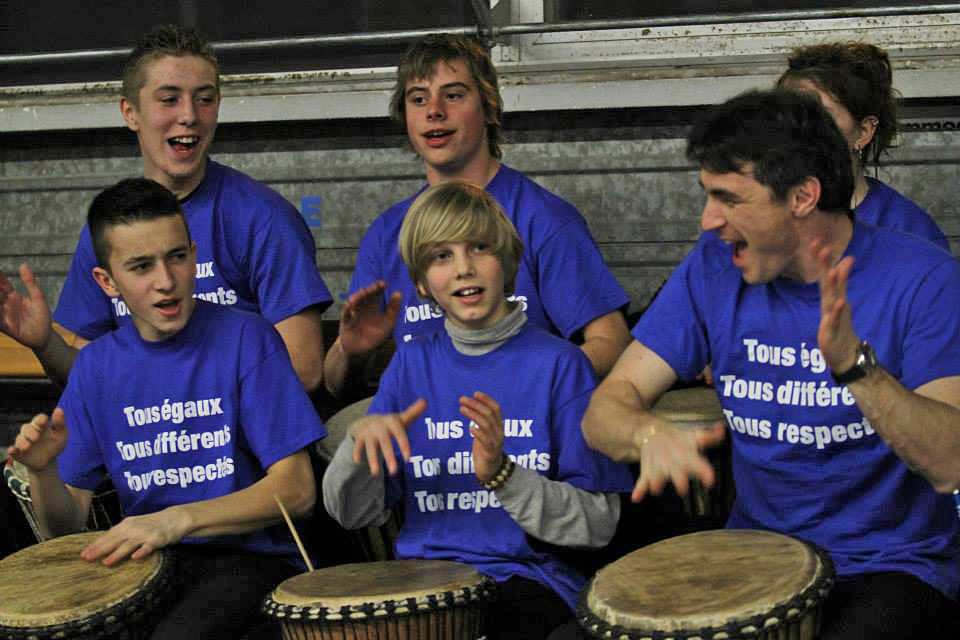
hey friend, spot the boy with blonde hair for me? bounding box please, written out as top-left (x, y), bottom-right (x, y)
top-left (323, 180), bottom-right (632, 639)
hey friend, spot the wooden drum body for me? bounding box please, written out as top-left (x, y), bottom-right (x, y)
top-left (579, 530), bottom-right (834, 640)
top-left (652, 387), bottom-right (733, 520)
top-left (0, 532), bottom-right (173, 639)
top-left (263, 559), bottom-right (495, 640)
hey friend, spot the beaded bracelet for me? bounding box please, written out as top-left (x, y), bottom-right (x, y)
top-left (482, 457), bottom-right (516, 491)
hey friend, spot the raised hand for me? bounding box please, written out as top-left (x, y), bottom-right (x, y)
top-left (340, 281), bottom-right (404, 357)
top-left (460, 392), bottom-right (504, 485)
top-left (350, 399), bottom-right (427, 476)
top-left (631, 420), bottom-right (726, 503)
top-left (7, 408), bottom-right (68, 472)
top-left (0, 263), bottom-right (53, 350)
top-left (811, 238), bottom-right (859, 373)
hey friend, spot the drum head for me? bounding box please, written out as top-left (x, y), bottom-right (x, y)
top-left (584, 530), bottom-right (833, 635)
top-left (315, 397), bottom-right (373, 461)
top-left (272, 560), bottom-right (488, 610)
top-left (0, 532), bottom-right (168, 628)
top-left (652, 387), bottom-right (722, 424)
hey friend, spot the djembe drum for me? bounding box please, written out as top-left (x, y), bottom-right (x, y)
top-left (263, 559), bottom-right (495, 640)
top-left (652, 387), bottom-right (733, 520)
top-left (0, 532), bottom-right (174, 639)
top-left (579, 529), bottom-right (834, 640)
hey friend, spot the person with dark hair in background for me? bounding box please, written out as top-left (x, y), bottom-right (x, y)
top-left (323, 33), bottom-right (631, 399)
top-left (778, 41), bottom-right (949, 250)
top-left (583, 89), bottom-right (960, 639)
top-left (7, 178), bottom-right (325, 639)
top-left (0, 24), bottom-right (331, 393)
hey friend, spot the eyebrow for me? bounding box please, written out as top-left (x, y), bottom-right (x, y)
top-left (153, 83), bottom-right (217, 94)
top-left (405, 81), bottom-right (472, 98)
top-left (121, 245), bottom-right (189, 267)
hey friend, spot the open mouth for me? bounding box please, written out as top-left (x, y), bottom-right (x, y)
top-left (424, 129), bottom-right (454, 144)
top-left (168, 136), bottom-right (199, 152)
top-left (453, 287), bottom-right (483, 297)
top-left (155, 299), bottom-right (181, 316)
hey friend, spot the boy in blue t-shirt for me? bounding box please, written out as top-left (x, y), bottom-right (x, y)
top-left (322, 180), bottom-right (633, 640)
top-left (0, 24), bottom-right (330, 393)
top-left (7, 178), bottom-right (326, 640)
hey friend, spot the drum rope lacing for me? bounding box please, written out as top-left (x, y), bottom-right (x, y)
top-left (576, 545), bottom-right (835, 640)
top-left (263, 578), bottom-right (497, 622)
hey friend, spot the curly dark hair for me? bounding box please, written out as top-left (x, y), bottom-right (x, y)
top-left (778, 42), bottom-right (897, 166)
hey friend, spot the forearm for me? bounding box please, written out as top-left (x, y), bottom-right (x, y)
top-left (580, 335), bottom-right (628, 379)
top-left (322, 338), bottom-right (369, 398)
top-left (849, 370), bottom-right (960, 492)
top-left (321, 436), bottom-right (390, 529)
top-left (28, 466), bottom-right (89, 538)
top-left (169, 451), bottom-right (316, 538)
top-left (33, 330), bottom-right (78, 389)
top-left (275, 311), bottom-right (325, 393)
top-left (496, 466), bottom-right (620, 548)
top-left (582, 379), bottom-right (657, 462)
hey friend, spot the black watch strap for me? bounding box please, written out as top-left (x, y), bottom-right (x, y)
top-left (831, 340), bottom-right (878, 385)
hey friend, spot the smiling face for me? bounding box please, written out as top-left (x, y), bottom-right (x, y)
top-left (121, 54), bottom-right (219, 198)
top-left (93, 215), bottom-right (197, 342)
top-left (404, 58), bottom-right (496, 185)
top-left (417, 240), bottom-right (509, 331)
top-left (699, 167), bottom-right (808, 284)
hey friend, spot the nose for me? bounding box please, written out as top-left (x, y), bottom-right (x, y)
top-left (426, 95), bottom-right (445, 121)
top-left (453, 251), bottom-right (475, 277)
top-left (700, 198), bottom-right (726, 232)
top-left (177, 98), bottom-right (196, 126)
top-left (154, 262), bottom-right (175, 292)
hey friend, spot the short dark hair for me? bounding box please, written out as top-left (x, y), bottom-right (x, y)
top-left (122, 24), bottom-right (220, 103)
top-left (778, 42), bottom-right (896, 166)
top-left (389, 33), bottom-right (503, 159)
top-left (89, 178), bottom-right (188, 269)
top-left (687, 89), bottom-right (854, 215)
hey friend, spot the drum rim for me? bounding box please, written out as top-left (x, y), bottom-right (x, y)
top-left (576, 533), bottom-right (836, 640)
top-left (262, 575), bottom-right (497, 624)
top-left (0, 537), bottom-right (175, 634)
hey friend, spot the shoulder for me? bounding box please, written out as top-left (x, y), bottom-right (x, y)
top-left (507, 323), bottom-right (594, 373)
top-left (204, 160), bottom-right (299, 217)
top-left (492, 165), bottom-right (583, 229)
top-left (360, 192), bottom-right (420, 246)
top-left (856, 223), bottom-right (956, 281)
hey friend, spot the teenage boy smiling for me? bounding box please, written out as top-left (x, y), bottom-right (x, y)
top-left (323, 33), bottom-right (631, 398)
top-left (8, 178), bottom-right (325, 640)
top-left (0, 25), bottom-right (330, 394)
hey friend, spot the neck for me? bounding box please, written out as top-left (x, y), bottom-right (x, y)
top-left (445, 302), bottom-right (526, 355)
top-left (148, 162), bottom-right (207, 201)
top-left (425, 156), bottom-right (500, 188)
top-left (788, 211), bottom-right (854, 283)
top-left (851, 173), bottom-right (870, 209)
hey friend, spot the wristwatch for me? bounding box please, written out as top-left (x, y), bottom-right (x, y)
top-left (831, 340), bottom-right (878, 384)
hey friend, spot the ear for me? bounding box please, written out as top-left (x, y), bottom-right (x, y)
top-left (415, 280), bottom-right (431, 300)
top-left (92, 266), bottom-right (120, 298)
top-left (789, 176), bottom-right (821, 219)
top-left (120, 97), bottom-right (140, 132)
top-left (853, 116), bottom-right (878, 153)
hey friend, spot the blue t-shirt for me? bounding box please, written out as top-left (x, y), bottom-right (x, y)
top-left (856, 177), bottom-right (949, 252)
top-left (369, 323), bottom-right (633, 610)
top-left (57, 302), bottom-right (327, 561)
top-left (54, 159), bottom-right (332, 340)
top-left (349, 164), bottom-right (630, 344)
top-left (633, 223), bottom-right (960, 598)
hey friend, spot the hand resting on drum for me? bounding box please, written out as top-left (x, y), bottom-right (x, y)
top-left (351, 398), bottom-right (427, 476)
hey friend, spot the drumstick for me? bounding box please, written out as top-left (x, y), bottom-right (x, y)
top-left (273, 494), bottom-right (315, 572)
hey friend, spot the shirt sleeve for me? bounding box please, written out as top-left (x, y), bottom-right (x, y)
top-left (248, 199), bottom-right (333, 324)
top-left (901, 259), bottom-right (960, 389)
top-left (496, 466), bottom-right (621, 548)
top-left (347, 216), bottom-right (385, 298)
top-left (321, 436), bottom-right (392, 530)
top-left (237, 318), bottom-right (327, 468)
top-left (534, 214), bottom-right (630, 338)
top-left (550, 349), bottom-right (634, 493)
top-left (57, 357), bottom-right (107, 490)
top-left (631, 235), bottom-right (713, 381)
top-left (52, 226), bottom-right (117, 340)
